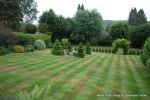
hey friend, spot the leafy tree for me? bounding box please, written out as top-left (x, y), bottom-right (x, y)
top-left (128, 8), bottom-right (138, 25)
top-left (20, 0), bottom-right (38, 23)
top-left (0, 0), bottom-right (22, 29)
top-left (39, 9), bottom-right (57, 33)
top-left (77, 43), bottom-right (85, 58)
top-left (109, 22), bottom-right (129, 40)
top-left (130, 24), bottom-right (150, 48)
top-left (137, 9), bottom-right (147, 24)
top-left (25, 23), bottom-right (37, 34)
top-left (86, 41), bottom-right (92, 55)
top-left (38, 23), bottom-right (49, 33)
top-left (74, 9), bottom-right (103, 45)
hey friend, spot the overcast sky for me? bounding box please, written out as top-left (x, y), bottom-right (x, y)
top-left (36, 0), bottom-right (150, 22)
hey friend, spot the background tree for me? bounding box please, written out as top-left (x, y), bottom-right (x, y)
top-left (73, 9), bottom-right (103, 45)
top-left (130, 24), bottom-right (150, 48)
top-left (128, 8), bottom-right (138, 25)
top-left (25, 23), bottom-right (37, 34)
top-left (20, 0), bottom-right (38, 23)
top-left (109, 22), bottom-right (129, 40)
top-left (38, 23), bottom-right (49, 33)
top-left (137, 9), bottom-right (147, 24)
top-left (0, 0), bottom-right (22, 29)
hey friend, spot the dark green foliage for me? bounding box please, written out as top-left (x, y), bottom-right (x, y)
top-left (96, 48), bottom-right (99, 52)
top-left (25, 23), bottom-right (37, 34)
top-left (0, 31), bottom-right (17, 47)
top-left (0, 47), bottom-right (6, 55)
top-left (99, 49), bottom-right (101, 52)
top-left (108, 49), bottom-right (112, 53)
top-left (112, 39), bottom-right (130, 55)
top-left (0, 0), bottom-right (22, 28)
top-left (130, 24), bottom-right (150, 48)
top-left (20, 0), bottom-right (38, 23)
top-left (128, 8), bottom-right (138, 25)
top-left (93, 48), bottom-right (95, 52)
top-left (61, 38), bottom-right (68, 49)
top-left (77, 43), bottom-right (85, 58)
top-left (137, 9), bottom-right (147, 25)
top-left (146, 58), bottom-right (150, 68)
top-left (52, 39), bottom-right (64, 55)
top-left (102, 49), bottom-right (105, 53)
top-left (128, 8), bottom-right (147, 25)
top-left (38, 23), bottom-right (49, 33)
top-left (25, 45), bottom-right (35, 52)
top-left (85, 42), bottom-right (92, 55)
top-left (105, 48), bottom-right (107, 53)
top-left (109, 22), bottom-right (128, 40)
top-left (141, 37), bottom-right (150, 64)
top-left (75, 47), bottom-right (78, 51)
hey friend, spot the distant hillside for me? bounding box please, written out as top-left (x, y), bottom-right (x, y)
top-left (103, 20), bottom-right (127, 26)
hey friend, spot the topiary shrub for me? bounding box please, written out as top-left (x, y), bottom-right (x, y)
top-left (141, 37), bottom-right (150, 64)
top-left (67, 42), bottom-right (73, 52)
top-left (85, 41), bottom-right (92, 55)
top-left (61, 38), bottom-right (68, 49)
top-left (93, 48), bottom-right (95, 52)
top-left (112, 39), bottom-right (130, 55)
top-left (52, 39), bottom-right (64, 55)
top-left (14, 45), bottom-right (24, 53)
top-left (77, 43), bottom-right (85, 58)
top-left (34, 39), bottom-right (46, 50)
top-left (96, 48), bottom-right (99, 52)
top-left (25, 45), bottom-right (35, 52)
top-left (105, 48), bottom-right (107, 53)
top-left (99, 48), bottom-right (101, 52)
top-left (108, 49), bottom-right (112, 53)
top-left (146, 58), bottom-right (150, 68)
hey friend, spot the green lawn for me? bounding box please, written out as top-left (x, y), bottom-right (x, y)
top-left (0, 50), bottom-right (150, 100)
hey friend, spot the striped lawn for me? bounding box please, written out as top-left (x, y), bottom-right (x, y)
top-left (0, 49), bottom-right (150, 100)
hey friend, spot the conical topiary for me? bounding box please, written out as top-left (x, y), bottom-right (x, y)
top-left (52, 39), bottom-right (64, 55)
top-left (77, 43), bottom-right (85, 58)
top-left (85, 41), bottom-right (91, 55)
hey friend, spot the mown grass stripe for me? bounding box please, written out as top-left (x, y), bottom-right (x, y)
top-left (73, 53), bottom-right (112, 100)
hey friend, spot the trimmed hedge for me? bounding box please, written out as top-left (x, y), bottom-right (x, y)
top-left (14, 45), bottom-right (25, 53)
top-left (52, 39), bottom-right (64, 55)
top-left (77, 43), bottom-right (85, 58)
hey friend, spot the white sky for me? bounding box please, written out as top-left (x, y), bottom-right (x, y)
top-left (36, 0), bottom-right (150, 22)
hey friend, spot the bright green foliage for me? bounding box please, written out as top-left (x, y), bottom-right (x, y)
top-left (38, 23), bottom-right (49, 33)
top-left (112, 39), bottom-right (130, 55)
top-left (141, 37), bottom-right (150, 64)
top-left (14, 33), bottom-right (35, 46)
top-left (61, 38), bottom-right (68, 49)
top-left (34, 39), bottom-right (46, 50)
top-left (14, 45), bottom-right (25, 53)
top-left (85, 41), bottom-right (91, 55)
top-left (25, 45), bottom-right (35, 52)
top-left (52, 39), bottom-right (64, 55)
top-left (109, 22), bottom-right (128, 40)
top-left (17, 84), bottom-right (51, 100)
top-left (67, 42), bottom-right (72, 52)
top-left (25, 23), bottom-right (37, 34)
top-left (77, 43), bottom-right (85, 58)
